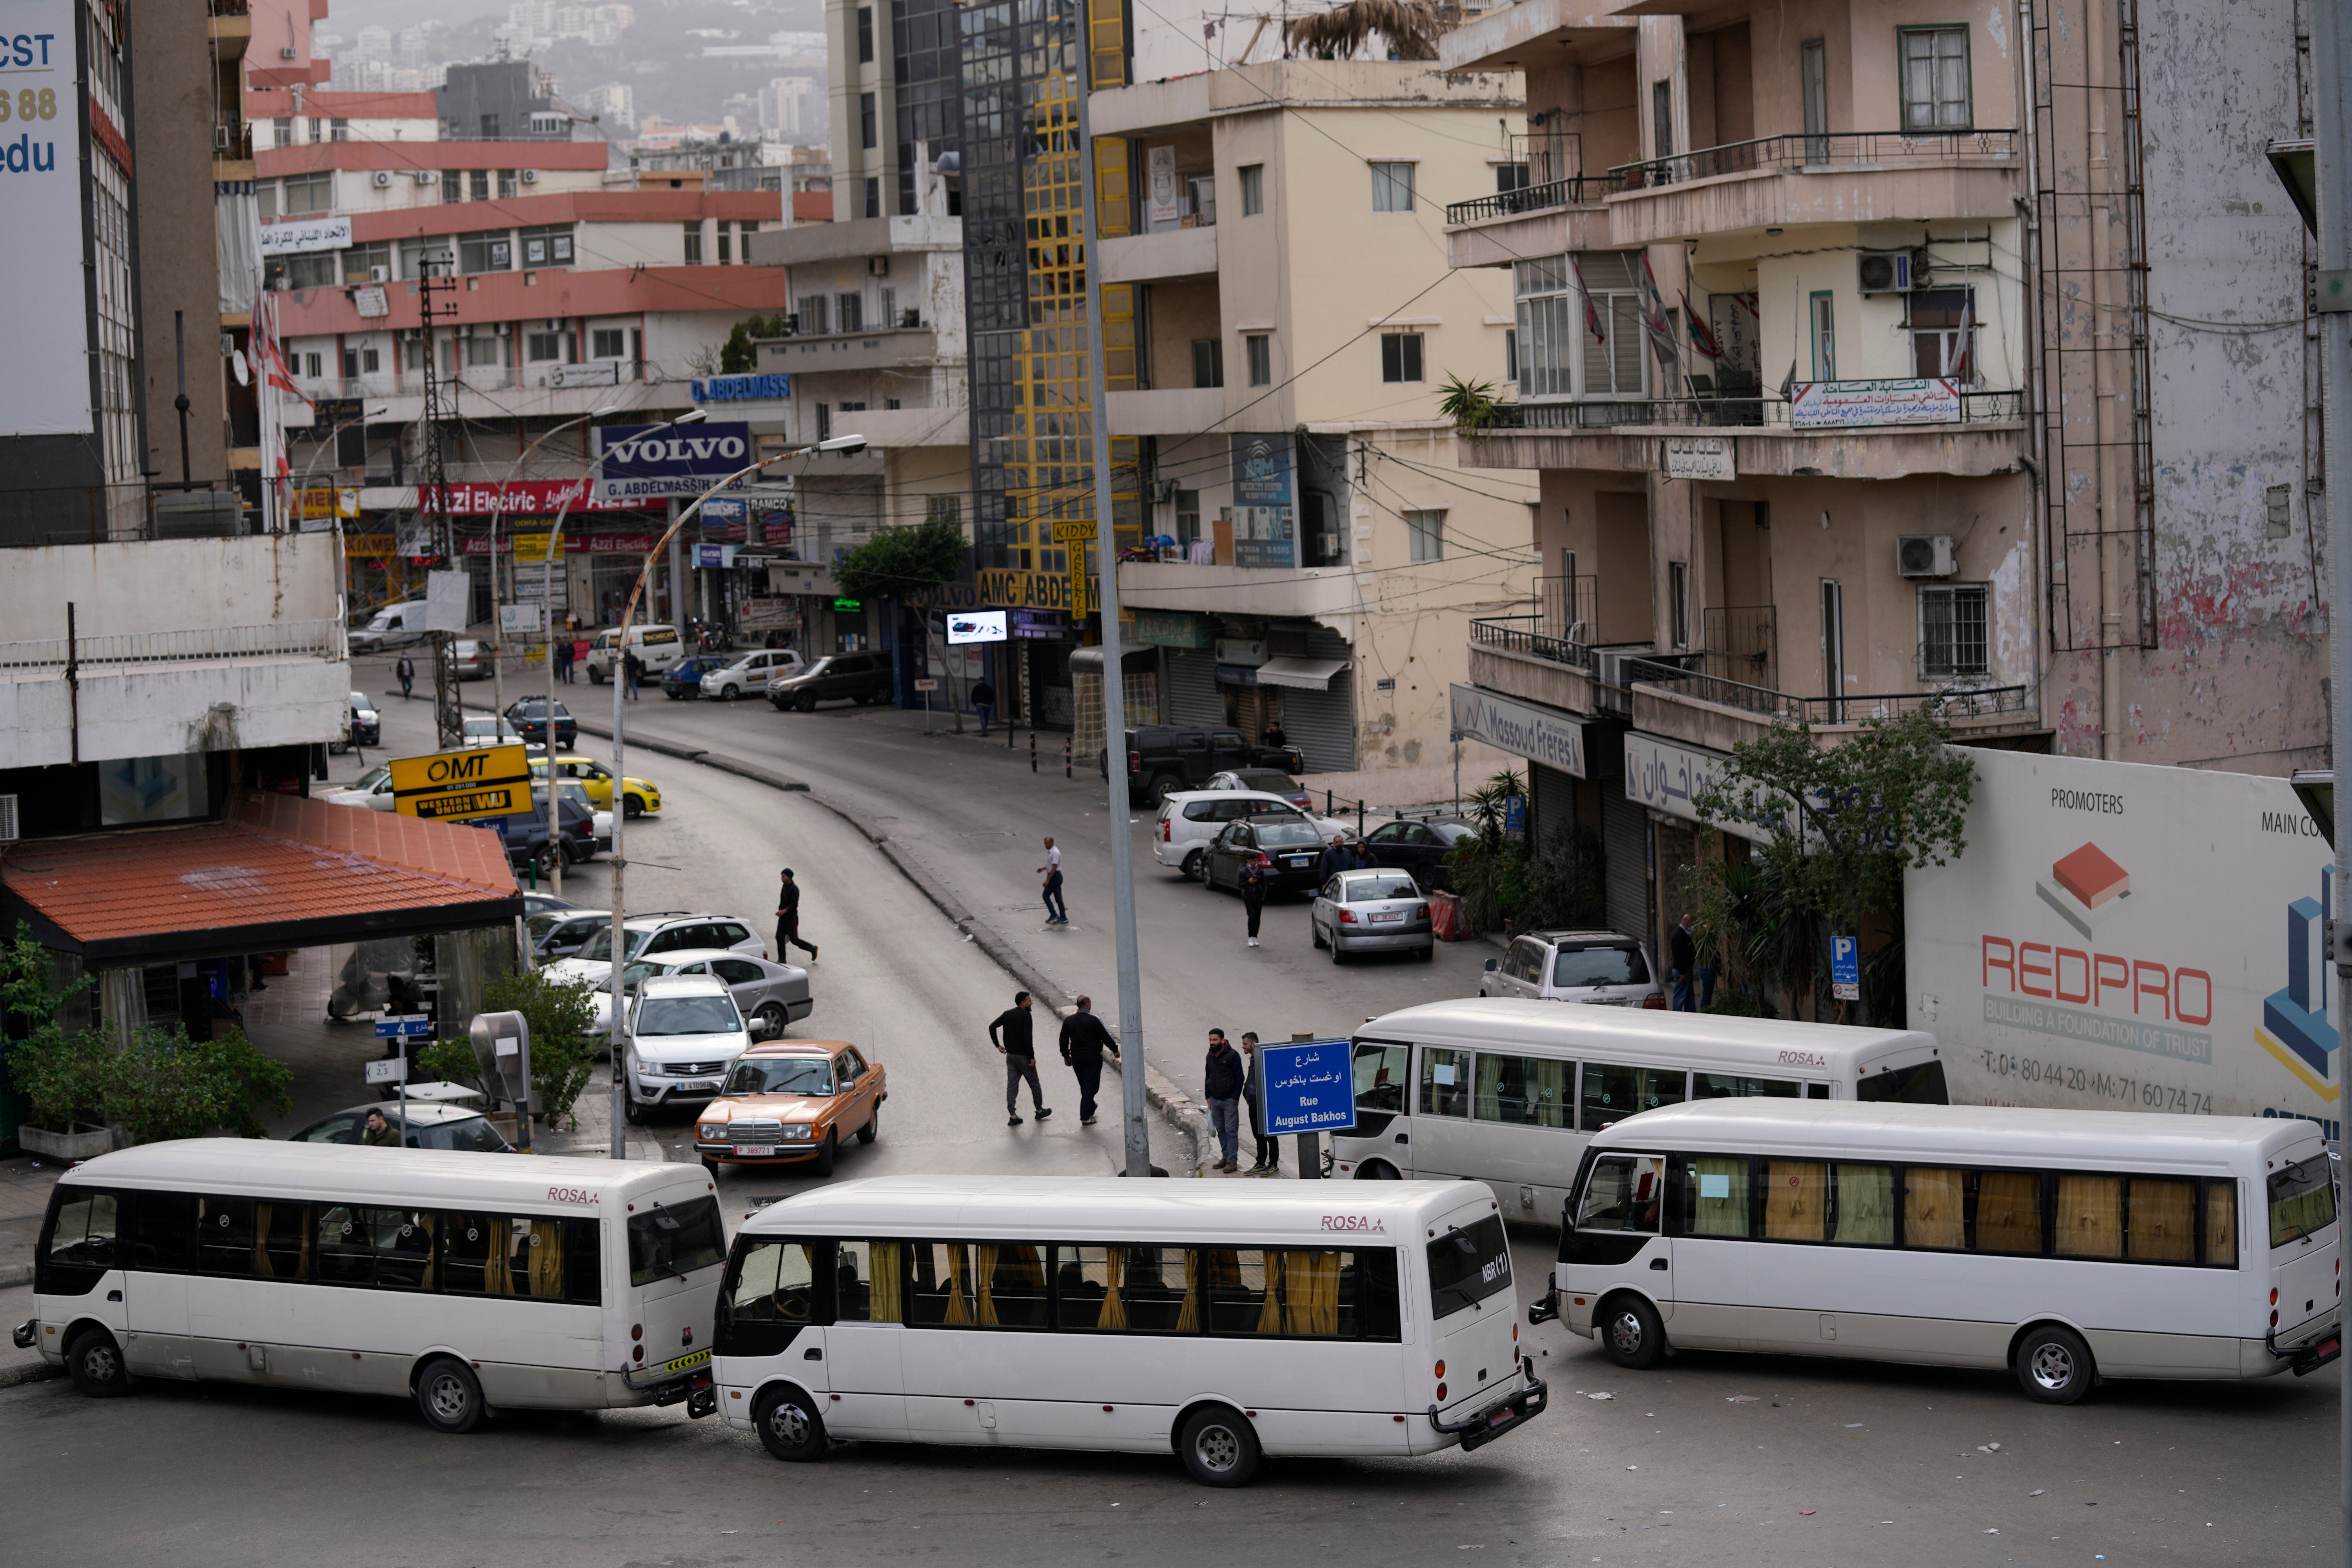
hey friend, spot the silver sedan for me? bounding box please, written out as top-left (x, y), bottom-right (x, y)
top-left (590, 947), bottom-right (814, 1036)
top-left (1309, 868), bottom-right (1435, 964)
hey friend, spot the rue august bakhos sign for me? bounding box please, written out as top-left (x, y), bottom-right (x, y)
top-left (1906, 749), bottom-right (2339, 1138)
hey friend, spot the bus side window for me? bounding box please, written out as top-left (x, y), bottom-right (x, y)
top-left (2203, 1180), bottom-right (2238, 1267)
top-left (564, 1218), bottom-right (603, 1303)
top-left (1829, 1165), bottom-right (1895, 1245)
top-left (1582, 1063), bottom-right (1684, 1130)
top-left (129, 1191), bottom-right (199, 1273)
top-left (38, 1188), bottom-right (122, 1294)
top-left (1354, 1042), bottom-right (1409, 1115)
top-left (1806, 1082), bottom-right (1830, 1100)
top-left (721, 1239), bottom-right (820, 1355)
top-left (835, 1240), bottom-right (902, 1321)
top-left (1419, 1048), bottom-right (1470, 1117)
top-left (1577, 1155), bottom-right (1665, 1233)
top-left (1683, 1157), bottom-right (1753, 1238)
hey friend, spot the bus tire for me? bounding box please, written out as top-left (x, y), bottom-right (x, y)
top-left (1599, 1294), bottom-right (1667, 1370)
top-left (415, 1356), bottom-right (486, 1433)
top-left (1177, 1403), bottom-right (1261, 1487)
top-left (65, 1327), bottom-right (132, 1398)
top-left (2014, 1323), bottom-right (2094, 1405)
top-left (1354, 1161), bottom-right (1400, 1180)
top-left (813, 1129), bottom-right (838, 1177)
top-left (754, 1385), bottom-right (827, 1461)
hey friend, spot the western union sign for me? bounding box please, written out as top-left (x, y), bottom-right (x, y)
top-left (388, 744), bottom-right (532, 822)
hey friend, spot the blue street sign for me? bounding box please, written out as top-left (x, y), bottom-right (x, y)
top-left (1504, 794), bottom-right (1526, 833)
top-left (1257, 1038), bottom-right (1357, 1138)
top-left (1830, 936), bottom-right (1860, 1001)
top-left (375, 1014), bottom-right (432, 1038)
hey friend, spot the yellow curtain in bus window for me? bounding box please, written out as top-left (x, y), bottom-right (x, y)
top-left (1762, 1160), bottom-right (1823, 1241)
top-left (1905, 1168), bottom-right (1966, 1250)
top-left (2056, 1174), bottom-right (2124, 1258)
top-left (1972, 1171), bottom-right (2043, 1254)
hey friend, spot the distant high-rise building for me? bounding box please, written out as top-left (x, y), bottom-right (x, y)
top-left (758, 75), bottom-right (814, 138)
top-left (585, 81), bottom-right (636, 130)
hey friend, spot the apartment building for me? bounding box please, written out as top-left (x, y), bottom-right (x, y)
top-left (1435, 0), bottom-right (2320, 964)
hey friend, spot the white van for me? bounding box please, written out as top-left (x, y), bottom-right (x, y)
top-left (17, 1140), bottom-right (727, 1430)
top-left (585, 624), bottom-right (684, 682)
top-left (1545, 1100), bottom-right (2339, 1403)
top-left (1329, 998), bottom-right (1947, 1225)
top-left (713, 1175), bottom-right (1544, 1485)
top-left (350, 600), bottom-right (431, 653)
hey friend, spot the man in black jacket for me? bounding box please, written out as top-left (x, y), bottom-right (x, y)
top-left (773, 868), bottom-right (818, 962)
top-left (988, 990), bottom-right (1052, 1127)
top-left (1240, 1031), bottom-right (1278, 1173)
top-left (1058, 995), bottom-right (1120, 1124)
top-left (1203, 1029), bottom-right (1244, 1171)
top-left (1670, 911), bottom-right (1697, 1012)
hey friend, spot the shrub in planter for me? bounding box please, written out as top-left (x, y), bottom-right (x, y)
top-left (107, 1026), bottom-right (294, 1143)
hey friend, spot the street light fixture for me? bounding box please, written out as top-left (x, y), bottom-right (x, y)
top-left (606, 428), bottom-right (862, 1160)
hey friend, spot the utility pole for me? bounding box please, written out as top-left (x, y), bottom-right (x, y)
top-left (418, 263), bottom-right (464, 748)
top-left (1076, 71), bottom-right (1151, 1179)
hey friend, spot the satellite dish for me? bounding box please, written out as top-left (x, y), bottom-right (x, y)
top-left (230, 348), bottom-right (250, 386)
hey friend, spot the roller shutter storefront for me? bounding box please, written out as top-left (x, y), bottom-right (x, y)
top-left (1266, 626), bottom-right (1355, 774)
top-left (1601, 782), bottom-right (1649, 942)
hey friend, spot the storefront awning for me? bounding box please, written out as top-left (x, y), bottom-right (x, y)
top-left (0, 790), bottom-right (523, 970)
top-left (1253, 655), bottom-right (1349, 690)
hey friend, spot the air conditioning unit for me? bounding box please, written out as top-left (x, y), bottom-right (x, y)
top-left (413, 169), bottom-right (439, 185)
top-left (455, 323), bottom-right (472, 339)
top-left (371, 169), bottom-right (394, 188)
top-left (520, 168), bottom-right (539, 184)
top-left (867, 255), bottom-right (890, 277)
top-left (398, 327), bottom-right (419, 341)
top-left (369, 265), bottom-right (388, 283)
top-left (1896, 534), bottom-right (1959, 578)
top-left (546, 318), bottom-right (564, 330)
top-left (279, 45), bottom-right (298, 59)
top-left (494, 322), bottom-right (510, 336)
top-left (0, 793), bottom-right (17, 844)
top-left (1857, 248), bottom-right (1930, 294)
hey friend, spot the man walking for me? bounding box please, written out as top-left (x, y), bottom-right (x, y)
top-left (1239, 853), bottom-right (1269, 947)
top-left (1038, 836), bottom-right (1067, 925)
top-left (1670, 911), bottom-right (1698, 1012)
top-left (989, 990), bottom-right (1052, 1127)
top-left (1203, 1029), bottom-right (1245, 1172)
top-left (773, 868), bottom-right (819, 962)
top-left (396, 653), bottom-right (415, 699)
top-left (554, 637), bottom-right (573, 685)
top-left (971, 675), bottom-right (996, 737)
top-left (1241, 1031), bottom-right (1278, 1173)
top-left (1057, 994), bottom-right (1119, 1124)
top-left (1316, 833), bottom-right (1352, 888)
top-left (623, 649), bottom-right (643, 701)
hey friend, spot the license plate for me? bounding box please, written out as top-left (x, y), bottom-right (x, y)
top-left (1287, 857), bottom-right (1312, 867)
top-left (662, 1349), bottom-right (713, 1376)
top-left (681, 1081), bottom-right (717, 1093)
top-left (1370, 911), bottom-right (1404, 922)
top-left (1486, 1406), bottom-right (1516, 1429)
top-left (733, 1144), bottom-right (776, 1157)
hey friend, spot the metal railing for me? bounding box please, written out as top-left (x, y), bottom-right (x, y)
top-left (1699, 604), bottom-right (1778, 690)
top-left (1610, 128), bottom-right (2019, 190)
top-left (1470, 613), bottom-right (1595, 672)
top-left (1480, 389), bottom-right (2024, 432)
top-left (1537, 573), bottom-right (1600, 643)
top-left (1444, 172), bottom-right (1636, 226)
top-left (0, 619), bottom-right (344, 671)
top-left (1621, 655), bottom-right (2030, 725)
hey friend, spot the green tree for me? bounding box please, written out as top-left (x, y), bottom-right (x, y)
top-left (481, 968), bottom-right (602, 1130)
top-left (718, 311), bottom-right (789, 374)
top-left (833, 518), bottom-right (967, 601)
top-left (1443, 771), bottom-right (1528, 932)
top-left (1436, 372), bottom-right (1503, 432)
top-left (1690, 708), bottom-right (1976, 1024)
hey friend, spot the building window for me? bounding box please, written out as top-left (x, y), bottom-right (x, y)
top-left (1192, 338), bottom-right (1224, 388)
top-left (1505, 328), bottom-right (1518, 384)
top-left (465, 335), bottom-right (504, 367)
top-left (361, 346), bottom-right (381, 373)
top-left (402, 338), bottom-right (426, 372)
top-left (683, 223), bottom-right (704, 264)
top-left (1651, 79), bottom-right (1674, 158)
top-left (497, 169), bottom-right (518, 199)
top-left (1668, 560), bottom-right (1690, 648)
top-left (1919, 583), bottom-right (1990, 677)
top-left (1899, 27), bottom-right (1972, 131)
top-left (837, 293), bottom-right (864, 332)
top-left (1801, 39), bottom-right (1829, 155)
top-left (271, 115), bottom-right (291, 147)
top-left (309, 117), bottom-right (324, 143)
top-left (519, 225), bottom-right (575, 267)
top-left (592, 328), bottom-right (626, 358)
top-left (1564, 253), bottom-right (1646, 398)
top-left (1239, 163), bottom-right (1263, 216)
top-left (1406, 508), bottom-right (1445, 563)
top-left (857, 5), bottom-right (875, 62)
top-left (342, 241), bottom-right (391, 285)
top-left (301, 351), bottom-right (322, 379)
top-left (1809, 290), bottom-right (1837, 380)
top-left (1514, 259), bottom-right (1582, 400)
top-left (1370, 161), bottom-right (1414, 212)
top-left (458, 230), bottom-right (513, 272)
top-left (1907, 287), bottom-right (1976, 379)
top-left (443, 168), bottom-right (465, 203)
top-left (281, 171), bottom-right (333, 214)
top-left (330, 117), bottom-right (349, 142)
top-left (1245, 333), bottom-right (1271, 387)
top-left (717, 221), bottom-right (734, 265)
top-left (470, 169), bottom-right (490, 201)
top-left (864, 176), bottom-right (881, 218)
top-left (480, 113), bottom-right (500, 139)
top-left (527, 332), bottom-right (563, 362)
top-left (1497, 162), bottom-right (1530, 195)
top-left (1380, 332), bottom-right (1424, 384)
top-left (860, 92), bottom-right (877, 149)
top-left (797, 295), bottom-right (830, 335)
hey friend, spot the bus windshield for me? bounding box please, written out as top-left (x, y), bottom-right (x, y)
top-left (1354, 1042), bottom-right (1408, 1115)
top-left (1426, 1215), bottom-right (1512, 1319)
top-left (2269, 1154), bottom-right (2336, 1247)
top-left (1857, 1060), bottom-right (1951, 1104)
top-left (628, 1196), bottom-right (728, 1285)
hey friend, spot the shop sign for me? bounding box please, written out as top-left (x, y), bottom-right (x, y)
top-left (388, 743), bottom-right (532, 823)
top-left (691, 373), bottom-right (792, 402)
top-left (0, 0), bottom-right (89, 442)
top-left (976, 567), bottom-right (1074, 612)
top-left (550, 361), bottom-right (621, 388)
top-left (296, 487), bottom-right (360, 520)
top-left (1131, 609), bottom-right (1213, 648)
top-left (740, 597), bottom-right (798, 632)
top-left (1214, 637), bottom-right (1267, 667)
top-left (1789, 377), bottom-right (1963, 428)
top-left (344, 532), bottom-right (396, 557)
top-left (767, 561), bottom-right (838, 597)
top-left (1050, 518), bottom-right (1097, 543)
top-left (260, 214), bottom-right (351, 256)
top-left (462, 533), bottom-right (662, 556)
top-left (1011, 608), bottom-right (1067, 640)
top-left (1448, 683), bottom-right (1599, 780)
top-left (592, 421), bottom-right (755, 501)
top-left (694, 544), bottom-right (738, 569)
top-left (1662, 436), bottom-right (1735, 481)
top-left (1622, 730), bottom-right (1787, 844)
top-left (1229, 434), bottom-right (1297, 570)
top-left (434, 478), bottom-right (634, 515)
top-left (832, 597), bottom-right (864, 613)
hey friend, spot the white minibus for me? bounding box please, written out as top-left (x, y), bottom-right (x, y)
top-left (711, 1175), bottom-right (1546, 1486)
top-left (1542, 1100), bottom-right (2340, 1403)
top-left (1331, 998), bottom-right (1947, 1224)
top-left (13, 1142), bottom-right (729, 1432)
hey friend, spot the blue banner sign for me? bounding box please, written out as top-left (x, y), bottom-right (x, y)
top-left (593, 421), bottom-right (755, 501)
top-left (691, 374), bottom-right (792, 402)
top-left (1257, 1038), bottom-right (1358, 1138)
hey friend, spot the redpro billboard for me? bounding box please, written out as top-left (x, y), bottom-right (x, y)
top-left (1906, 749), bottom-right (2337, 1139)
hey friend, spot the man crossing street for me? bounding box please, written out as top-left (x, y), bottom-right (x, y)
top-left (773, 867), bottom-right (818, 962)
top-left (989, 990), bottom-right (1052, 1127)
top-left (1058, 994), bottom-right (1119, 1124)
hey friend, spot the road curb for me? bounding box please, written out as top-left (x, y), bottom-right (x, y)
top-left (0, 1361), bottom-right (60, 1390)
top-left (0, 1262), bottom-right (31, 1288)
top-left (433, 692), bottom-right (815, 793)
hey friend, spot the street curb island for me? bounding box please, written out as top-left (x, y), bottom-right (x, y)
top-left (448, 692), bottom-right (1209, 1172)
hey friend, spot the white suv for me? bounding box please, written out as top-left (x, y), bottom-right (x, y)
top-left (1478, 929), bottom-right (1664, 1007)
top-left (1152, 790), bottom-right (1349, 881)
top-left (702, 648), bottom-right (804, 699)
top-left (622, 973), bottom-right (751, 1122)
top-left (542, 911), bottom-right (768, 985)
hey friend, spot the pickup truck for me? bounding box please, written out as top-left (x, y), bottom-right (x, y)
top-left (1103, 725), bottom-right (1308, 807)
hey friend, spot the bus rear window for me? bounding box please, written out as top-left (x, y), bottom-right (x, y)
top-left (628, 1196), bottom-right (727, 1285)
top-left (2268, 1155), bottom-right (2336, 1248)
top-left (1857, 1060), bottom-right (1949, 1104)
top-left (1426, 1216), bottom-right (1512, 1319)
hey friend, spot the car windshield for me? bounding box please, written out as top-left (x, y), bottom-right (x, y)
top-left (627, 1196), bottom-right (727, 1285)
top-left (417, 1116), bottom-right (510, 1153)
top-left (1255, 821), bottom-right (1322, 848)
top-left (1343, 875), bottom-right (1420, 902)
top-left (352, 765), bottom-right (390, 790)
top-left (636, 994), bottom-right (742, 1036)
top-left (724, 1056), bottom-right (834, 1096)
top-left (1552, 945), bottom-right (1650, 988)
top-left (2269, 1154), bottom-right (2337, 1247)
top-left (572, 926), bottom-right (652, 963)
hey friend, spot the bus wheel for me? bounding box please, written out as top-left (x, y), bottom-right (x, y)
top-left (1178, 1404), bottom-right (1261, 1487)
top-left (416, 1356), bottom-right (486, 1433)
top-left (2015, 1324), bottom-right (2094, 1405)
top-left (65, 1328), bottom-right (132, 1398)
top-left (1354, 1161), bottom-right (1400, 1180)
top-left (1599, 1294), bottom-right (1666, 1370)
top-left (754, 1386), bottom-right (827, 1461)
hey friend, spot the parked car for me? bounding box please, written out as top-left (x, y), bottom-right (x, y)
top-left (662, 654), bottom-right (730, 700)
top-left (504, 696), bottom-right (576, 747)
top-left (521, 892), bottom-right (575, 919)
top-left (692, 1040), bottom-right (885, 1177)
top-left (461, 715), bottom-right (523, 749)
top-left (541, 911), bottom-right (768, 984)
top-left (588, 947), bottom-right (813, 1036)
top-left (1105, 725), bottom-right (1308, 807)
top-left (531, 753), bottom-right (661, 817)
top-left (321, 763), bottom-right (397, 811)
top-left (704, 648), bottom-right (804, 700)
top-left (1309, 868), bottom-right (1435, 964)
top-left (451, 639), bottom-right (493, 680)
top-left (287, 1100), bottom-right (515, 1152)
top-left (347, 691), bottom-right (381, 747)
top-left (531, 908), bottom-right (607, 960)
top-left (766, 652), bottom-right (891, 711)
top-left (1154, 791), bottom-right (1342, 881)
top-left (584, 623), bottom-right (684, 683)
top-left (1478, 929), bottom-right (1664, 1007)
top-left (1204, 768), bottom-right (1313, 812)
top-left (348, 599), bottom-right (430, 653)
top-left (621, 973), bottom-right (753, 1123)
top-left (1357, 816), bottom-right (1479, 892)
top-left (1201, 815), bottom-right (1330, 896)
top-left (469, 789), bottom-right (597, 873)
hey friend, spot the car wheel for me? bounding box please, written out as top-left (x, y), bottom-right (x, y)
top-left (1599, 1293), bottom-right (1667, 1370)
top-left (2015, 1324), bottom-right (2095, 1405)
top-left (799, 692), bottom-right (818, 713)
top-left (813, 1128), bottom-right (838, 1176)
top-left (770, 696), bottom-right (789, 711)
top-left (623, 1092), bottom-right (646, 1125)
top-left (588, 667), bottom-right (606, 684)
top-left (65, 1328), bottom-right (132, 1398)
top-left (1310, 919), bottom-right (1327, 949)
top-left (1147, 775), bottom-right (1180, 808)
top-left (414, 1356), bottom-right (486, 1433)
top-left (754, 1385), bottom-right (828, 1461)
top-left (622, 796), bottom-right (644, 818)
top-left (1178, 1404), bottom-right (1262, 1488)
top-left (722, 684), bottom-right (738, 701)
top-left (857, 1105), bottom-right (878, 1145)
top-left (1330, 935), bottom-right (1347, 965)
top-left (1181, 848), bottom-right (1205, 882)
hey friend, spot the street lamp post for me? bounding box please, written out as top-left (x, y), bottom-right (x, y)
top-left (605, 429), bottom-right (867, 1160)
top-left (487, 403), bottom-right (622, 754)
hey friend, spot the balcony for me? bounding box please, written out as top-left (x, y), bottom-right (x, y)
top-left (1606, 130), bottom-right (2021, 247)
top-left (1462, 388), bottom-right (2027, 479)
top-left (207, 0), bottom-right (251, 61)
top-left (1117, 558), bottom-right (1356, 620)
top-left (1100, 223), bottom-right (1217, 284)
top-left (1443, 174), bottom-right (1630, 271)
top-left (1107, 386), bottom-right (1227, 438)
top-left (844, 401), bottom-right (969, 450)
top-left (1623, 655), bottom-right (2036, 751)
top-left (760, 326), bottom-right (942, 376)
top-left (212, 112), bottom-right (254, 179)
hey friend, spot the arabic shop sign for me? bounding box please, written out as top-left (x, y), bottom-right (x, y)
top-left (1788, 377), bottom-right (1963, 429)
top-left (1254, 1038), bottom-right (1357, 1137)
top-left (1622, 730), bottom-right (1793, 844)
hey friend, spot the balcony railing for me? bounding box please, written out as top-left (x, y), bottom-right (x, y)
top-left (1444, 172), bottom-right (1636, 227)
top-left (1697, 604), bottom-right (1777, 690)
top-left (1537, 573), bottom-right (1600, 642)
top-left (207, 0), bottom-right (250, 15)
top-left (0, 619), bottom-right (343, 671)
top-left (1611, 128), bottom-right (2018, 191)
top-left (1621, 654), bottom-right (2029, 726)
top-left (1481, 389), bottom-right (2024, 432)
top-left (1471, 613), bottom-right (1595, 672)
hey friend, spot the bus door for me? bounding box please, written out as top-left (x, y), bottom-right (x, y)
top-left (1347, 1041), bottom-right (1415, 1175)
top-left (823, 1240), bottom-right (908, 1439)
top-left (1561, 1154), bottom-right (1670, 1317)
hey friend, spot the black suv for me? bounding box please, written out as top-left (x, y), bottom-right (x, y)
top-left (1105, 725), bottom-right (1308, 806)
top-left (471, 792), bottom-right (597, 875)
top-left (768, 652), bottom-right (892, 711)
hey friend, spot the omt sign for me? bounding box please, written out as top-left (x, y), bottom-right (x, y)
top-left (387, 744), bottom-right (532, 823)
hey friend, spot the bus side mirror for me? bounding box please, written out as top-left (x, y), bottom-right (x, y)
top-left (1484, 958), bottom-right (1499, 972)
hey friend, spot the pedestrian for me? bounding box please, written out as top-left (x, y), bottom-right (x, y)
top-left (396, 653), bottom-right (415, 699)
top-left (1238, 853), bottom-right (1268, 947)
top-left (1241, 1031), bottom-right (1278, 1173)
top-left (773, 867), bottom-right (819, 962)
top-left (1203, 1029), bottom-right (1244, 1172)
top-left (1670, 911), bottom-right (1698, 1012)
top-left (1057, 993), bottom-right (1119, 1124)
top-left (555, 637), bottom-right (573, 684)
top-left (1350, 837), bottom-right (1375, 870)
top-left (623, 649), bottom-right (643, 701)
top-left (1261, 719), bottom-right (1287, 752)
top-left (1038, 836), bottom-right (1067, 925)
top-left (363, 1108), bottom-right (401, 1147)
top-left (989, 989), bottom-right (1052, 1127)
top-left (1317, 832), bottom-right (1352, 887)
top-left (971, 675), bottom-right (997, 737)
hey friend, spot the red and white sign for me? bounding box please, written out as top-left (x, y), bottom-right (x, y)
top-left (463, 534), bottom-right (664, 556)
top-left (434, 478), bottom-right (637, 515)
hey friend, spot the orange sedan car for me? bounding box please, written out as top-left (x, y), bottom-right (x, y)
top-left (694, 1040), bottom-right (886, 1178)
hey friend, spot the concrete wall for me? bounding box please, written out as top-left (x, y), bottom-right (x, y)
top-left (132, 0), bottom-right (229, 495)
